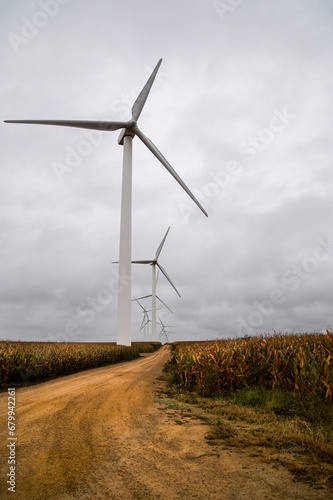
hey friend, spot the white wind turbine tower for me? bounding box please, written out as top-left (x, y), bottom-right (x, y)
top-left (132, 227), bottom-right (179, 342)
top-left (4, 59), bottom-right (208, 346)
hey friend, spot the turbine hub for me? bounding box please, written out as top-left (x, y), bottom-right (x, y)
top-left (127, 119), bottom-right (137, 130)
top-left (118, 122), bottom-right (136, 145)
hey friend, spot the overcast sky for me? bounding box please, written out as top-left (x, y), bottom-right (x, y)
top-left (0, 0), bottom-right (332, 343)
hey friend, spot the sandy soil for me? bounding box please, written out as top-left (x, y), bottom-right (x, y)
top-left (0, 345), bottom-right (330, 499)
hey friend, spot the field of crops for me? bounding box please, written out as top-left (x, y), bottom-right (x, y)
top-left (0, 341), bottom-right (160, 389)
top-left (171, 331), bottom-right (333, 400)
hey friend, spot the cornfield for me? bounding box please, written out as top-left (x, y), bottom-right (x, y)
top-left (0, 341), bottom-right (158, 389)
top-left (172, 331), bottom-right (333, 400)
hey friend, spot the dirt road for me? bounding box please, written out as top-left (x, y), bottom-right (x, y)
top-left (0, 345), bottom-right (330, 499)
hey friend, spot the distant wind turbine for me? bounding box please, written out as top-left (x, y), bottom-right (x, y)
top-left (131, 227), bottom-right (179, 341)
top-left (132, 293), bottom-right (173, 314)
top-left (158, 317), bottom-right (175, 343)
top-left (133, 298), bottom-right (150, 338)
top-left (4, 59), bottom-right (208, 346)
top-left (132, 294), bottom-right (171, 340)
top-left (133, 296), bottom-right (161, 339)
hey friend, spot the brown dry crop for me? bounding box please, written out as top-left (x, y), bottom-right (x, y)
top-left (172, 331), bottom-right (333, 400)
top-left (0, 341), bottom-right (160, 388)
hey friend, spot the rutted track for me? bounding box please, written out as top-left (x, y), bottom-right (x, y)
top-left (0, 346), bottom-right (329, 499)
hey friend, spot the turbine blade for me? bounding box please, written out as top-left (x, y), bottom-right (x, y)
top-left (156, 295), bottom-right (173, 313)
top-left (156, 263), bottom-right (181, 297)
top-left (4, 120), bottom-right (129, 132)
top-left (131, 59), bottom-right (162, 122)
top-left (140, 320), bottom-right (148, 331)
top-left (134, 126), bottom-right (208, 217)
top-left (132, 294), bottom-right (152, 300)
top-left (133, 297), bottom-right (145, 311)
top-left (155, 227), bottom-right (170, 260)
top-left (131, 260), bottom-right (154, 264)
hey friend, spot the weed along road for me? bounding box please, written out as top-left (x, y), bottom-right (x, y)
top-left (0, 346), bottom-right (329, 500)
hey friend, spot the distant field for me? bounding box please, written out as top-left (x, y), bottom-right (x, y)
top-left (0, 340), bottom-right (161, 389)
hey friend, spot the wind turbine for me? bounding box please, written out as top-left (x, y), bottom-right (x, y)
top-left (132, 294), bottom-right (171, 340)
top-left (158, 317), bottom-right (175, 343)
top-left (135, 298), bottom-right (150, 338)
top-left (132, 294), bottom-right (173, 313)
top-left (132, 226), bottom-right (179, 342)
top-left (140, 314), bottom-right (150, 339)
top-left (4, 59), bottom-right (208, 346)
top-left (133, 297), bottom-right (161, 339)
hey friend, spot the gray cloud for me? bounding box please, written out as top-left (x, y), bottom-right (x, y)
top-left (1, 0), bottom-right (332, 342)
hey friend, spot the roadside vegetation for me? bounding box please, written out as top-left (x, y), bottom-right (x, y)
top-left (162, 331), bottom-right (333, 489)
top-left (0, 340), bottom-right (161, 389)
